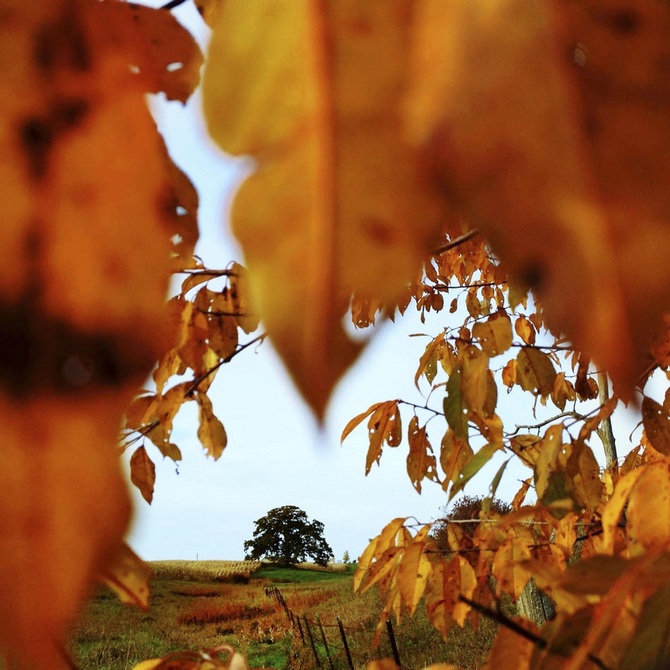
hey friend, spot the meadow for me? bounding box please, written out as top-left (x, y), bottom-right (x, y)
top-left (69, 561), bottom-right (498, 669)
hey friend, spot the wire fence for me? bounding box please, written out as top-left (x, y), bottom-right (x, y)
top-left (264, 586), bottom-right (402, 670)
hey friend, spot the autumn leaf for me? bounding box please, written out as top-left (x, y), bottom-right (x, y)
top-left (642, 396), bottom-right (670, 455)
top-left (405, 0), bottom-right (670, 395)
top-left (424, 556), bottom-right (477, 637)
top-left (396, 525), bottom-right (433, 615)
top-left (472, 310), bottom-right (513, 357)
top-left (515, 347), bottom-right (557, 398)
top-left (444, 369), bottom-right (469, 439)
top-left (203, 0), bottom-right (446, 416)
top-left (406, 415), bottom-right (438, 493)
top-left (130, 446), bottom-right (156, 504)
top-left (460, 345), bottom-right (490, 414)
top-left (100, 543), bottom-right (152, 610)
top-left (196, 392), bottom-right (228, 460)
top-left (627, 461), bottom-right (670, 552)
top-left (0, 1), bottom-right (173, 663)
top-left (492, 538), bottom-right (532, 600)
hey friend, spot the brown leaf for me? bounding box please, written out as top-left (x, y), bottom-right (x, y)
top-left (516, 347), bottom-right (557, 398)
top-left (406, 1), bottom-right (670, 396)
top-left (203, 0), bottom-right (447, 416)
top-left (130, 446), bottom-right (156, 504)
top-left (642, 396), bottom-right (670, 455)
top-left (90, 1), bottom-right (204, 103)
top-left (406, 416), bottom-right (438, 493)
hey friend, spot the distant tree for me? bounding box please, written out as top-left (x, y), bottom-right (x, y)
top-left (342, 550), bottom-right (350, 564)
top-left (432, 495), bottom-right (512, 561)
top-left (244, 505), bottom-right (333, 567)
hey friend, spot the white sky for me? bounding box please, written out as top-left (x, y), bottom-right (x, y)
top-left (125, 2), bottom-right (645, 563)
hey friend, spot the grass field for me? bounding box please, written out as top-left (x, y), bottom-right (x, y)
top-left (69, 561), bottom-right (498, 669)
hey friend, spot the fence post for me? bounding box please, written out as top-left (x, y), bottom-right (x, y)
top-left (316, 615), bottom-right (334, 670)
top-left (304, 616), bottom-right (321, 667)
top-left (386, 619), bottom-right (401, 668)
top-left (337, 616), bottom-right (354, 670)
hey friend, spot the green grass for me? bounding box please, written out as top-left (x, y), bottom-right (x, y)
top-left (68, 563), bottom-right (497, 669)
top-left (255, 564), bottom-right (355, 583)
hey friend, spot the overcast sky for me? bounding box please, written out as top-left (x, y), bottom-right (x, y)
top-left (125, 2), bottom-right (643, 563)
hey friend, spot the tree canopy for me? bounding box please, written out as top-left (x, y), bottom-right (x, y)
top-left (3, 1), bottom-right (670, 669)
top-left (244, 506), bottom-right (333, 568)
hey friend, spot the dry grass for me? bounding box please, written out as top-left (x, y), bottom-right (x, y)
top-left (150, 560), bottom-right (262, 582)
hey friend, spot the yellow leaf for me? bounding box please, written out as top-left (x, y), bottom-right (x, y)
top-left (365, 401), bottom-right (402, 475)
top-left (415, 331), bottom-right (446, 388)
top-left (642, 396), bottom-right (670, 455)
top-left (196, 392), bottom-right (228, 460)
top-left (425, 556), bottom-right (477, 637)
top-left (203, 0), bottom-right (446, 416)
top-left (132, 660), bottom-right (162, 670)
top-left (601, 467), bottom-right (644, 554)
top-left (472, 310), bottom-right (513, 357)
top-left (100, 543), bottom-right (152, 610)
top-left (533, 425), bottom-right (565, 500)
top-left (440, 429), bottom-right (473, 489)
top-left (514, 316), bottom-right (536, 346)
top-left (627, 461), bottom-right (670, 551)
top-left (567, 442), bottom-right (604, 513)
top-left (130, 446), bottom-right (156, 505)
top-left (340, 401), bottom-right (384, 443)
top-left (396, 525), bottom-right (433, 615)
top-left (460, 345), bottom-right (490, 414)
top-left (516, 348), bottom-right (557, 397)
top-left (509, 434), bottom-right (543, 469)
top-left (208, 314), bottom-right (238, 360)
top-left (486, 618), bottom-right (537, 670)
top-left (492, 539), bottom-right (532, 600)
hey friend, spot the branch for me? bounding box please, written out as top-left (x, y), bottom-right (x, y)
top-left (185, 333), bottom-right (267, 397)
top-left (508, 411), bottom-right (585, 436)
top-left (434, 229), bottom-right (480, 255)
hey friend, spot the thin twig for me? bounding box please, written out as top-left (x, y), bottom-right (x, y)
top-left (160, 0), bottom-right (189, 9)
top-left (508, 411), bottom-right (585, 436)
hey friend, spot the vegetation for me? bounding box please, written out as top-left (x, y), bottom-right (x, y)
top-left (71, 562), bottom-right (496, 670)
top-left (244, 506), bottom-right (334, 568)
top-left (4, 1), bottom-right (670, 669)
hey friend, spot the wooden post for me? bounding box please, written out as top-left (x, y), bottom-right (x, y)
top-left (386, 619), bottom-right (401, 667)
top-left (337, 616), bottom-right (354, 670)
top-left (304, 616), bottom-right (321, 667)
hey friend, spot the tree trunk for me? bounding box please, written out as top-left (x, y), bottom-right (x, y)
top-left (516, 579), bottom-right (555, 626)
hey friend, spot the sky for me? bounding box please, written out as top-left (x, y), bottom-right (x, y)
top-left (125, 2), bottom-right (645, 563)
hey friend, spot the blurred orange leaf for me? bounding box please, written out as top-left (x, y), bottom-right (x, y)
top-left (203, 0), bottom-right (446, 416)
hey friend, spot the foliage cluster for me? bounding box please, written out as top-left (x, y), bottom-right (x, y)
top-left (5, 1), bottom-right (670, 669)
